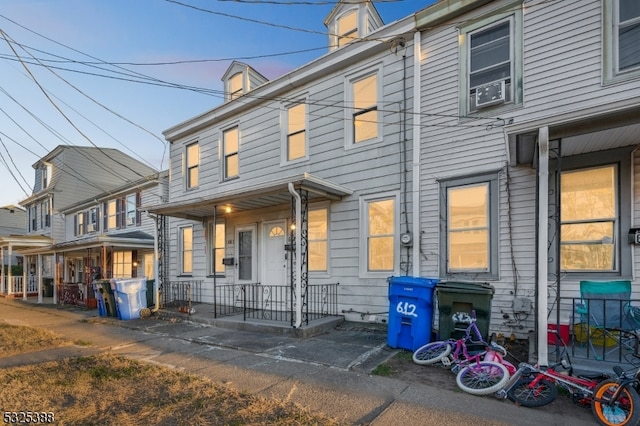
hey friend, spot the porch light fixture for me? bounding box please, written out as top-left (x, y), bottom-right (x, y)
top-left (225, 206), bottom-right (232, 214)
top-left (132, 260), bottom-right (138, 268)
top-left (290, 223), bottom-right (296, 230)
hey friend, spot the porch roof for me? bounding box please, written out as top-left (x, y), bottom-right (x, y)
top-left (145, 173), bottom-right (354, 221)
top-left (506, 101), bottom-right (640, 165)
top-left (0, 234), bottom-right (53, 251)
top-left (16, 231), bottom-right (154, 256)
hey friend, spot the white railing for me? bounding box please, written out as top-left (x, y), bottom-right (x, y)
top-left (1, 276), bottom-right (40, 295)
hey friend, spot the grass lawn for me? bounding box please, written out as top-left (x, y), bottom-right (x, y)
top-left (0, 323), bottom-right (342, 426)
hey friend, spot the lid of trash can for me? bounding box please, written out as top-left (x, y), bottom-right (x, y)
top-left (387, 276), bottom-right (440, 288)
top-left (436, 281), bottom-right (494, 294)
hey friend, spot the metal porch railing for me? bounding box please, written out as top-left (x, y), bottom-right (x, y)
top-left (550, 296), bottom-right (640, 366)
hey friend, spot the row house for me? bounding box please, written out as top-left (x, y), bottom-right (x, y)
top-left (0, 145), bottom-right (162, 304)
top-left (414, 0), bottom-right (640, 364)
top-left (148, 0), bottom-right (640, 365)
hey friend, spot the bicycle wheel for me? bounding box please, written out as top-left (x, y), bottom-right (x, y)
top-left (456, 361), bottom-right (510, 396)
top-left (507, 376), bottom-right (558, 407)
top-left (412, 341), bottom-right (452, 365)
top-left (592, 380), bottom-right (640, 426)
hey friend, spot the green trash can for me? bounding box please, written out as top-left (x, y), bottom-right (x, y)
top-left (97, 279), bottom-right (118, 318)
top-left (436, 281), bottom-right (494, 341)
top-left (43, 278), bottom-right (54, 297)
top-left (146, 279), bottom-right (155, 309)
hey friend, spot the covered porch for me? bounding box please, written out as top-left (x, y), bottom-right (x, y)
top-left (0, 234), bottom-right (52, 299)
top-left (506, 100), bottom-right (640, 366)
top-left (146, 172), bottom-right (352, 329)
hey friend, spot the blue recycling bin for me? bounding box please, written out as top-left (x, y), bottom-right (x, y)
top-left (112, 278), bottom-right (147, 320)
top-left (93, 284), bottom-right (107, 317)
top-left (387, 276), bottom-right (439, 351)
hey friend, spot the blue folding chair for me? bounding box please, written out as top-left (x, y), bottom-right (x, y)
top-left (575, 280), bottom-right (634, 360)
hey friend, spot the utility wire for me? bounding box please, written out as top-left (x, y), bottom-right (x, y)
top-left (0, 136), bottom-right (30, 196)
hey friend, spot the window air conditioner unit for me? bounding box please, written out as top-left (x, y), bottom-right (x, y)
top-left (475, 80), bottom-right (506, 108)
top-left (87, 224), bottom-right (95, 232)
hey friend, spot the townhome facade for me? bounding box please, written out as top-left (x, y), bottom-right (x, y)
top-left (148, 1), bottom-right (418, 326)
top-left (148, 0), bottom-right (640, 363)
top-left (414, 0), bottom-right (640, 363)
top-left (0, 145), bottom-right (162, 303)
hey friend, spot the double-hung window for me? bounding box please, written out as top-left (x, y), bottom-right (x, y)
top-left (605, 0), bottom-right (640, 81)
top-left (223, 127), bottom-right (239, 180)
top-left (76, 212), bottom-right (85, 236)
top-left (459, 7), bottom-right (522, 116)
top-left (126, 194), bottom-right (136, 226)
top-left (229, 72), bottom-right (243, 100)
top-left (361, 194), bottom-right (397, 275)
top-left (337, 10), bottom-right (358, 48)
top-left (551, 148), bottom-right (632, 278)
top-left (180, 226), bottom-right (193, 275)
top-left (107, 200), bottom-right (117, 230)
top-left (88, 207), bottom-right (98, 233)
top-left (440, 173), bottom-right (499, 279)
top-left (113, 251), bottom-right (132, 278)
top-left (285, 102), bottom-right (307, 162)
top-left (186, 142), bottom-right (199, 189)
top-left (346, 70), bottom-right (380, 146)
top-left (308, 208), bottom-right (328, 272)
top-left (208, 221), bottom-right (226, 276)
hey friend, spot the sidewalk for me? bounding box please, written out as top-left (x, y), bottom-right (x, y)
top-left (0, 298), bottom-right (595, 425)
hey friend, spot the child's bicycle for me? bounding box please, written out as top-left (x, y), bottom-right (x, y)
top-left (412, 311), bottom-right (515, 395)
top-left (495, 328), bottom-right (610, 409)
top-left (590, 329), bottom-right (640, 426)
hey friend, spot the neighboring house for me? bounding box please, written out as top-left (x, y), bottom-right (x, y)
top-left (413, 0), bottom-right (640, 364)
top-left (0, 205), bottom-right (27, 270)
top-left (149, 0), bottom-right (640, 364)
top-left (0, 145), bottom-right (162, 302)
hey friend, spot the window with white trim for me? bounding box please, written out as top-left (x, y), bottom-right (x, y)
top-left (308, 208), bottom-right (328, 272)
top-left (180, 226), bottom-right (193, 275)
top-left (440, 173), bottom-right (499, 279)
top-left (285, 102), bottom-right (307, 162)
top-left (337, 10), bottom-right (358, 47)
top-left (126, 194), bottom-right (136, 226)
top-left (208, 221), bottom-right (226, 276)
top-left (107, 200), bottom-right (117, 230)
top-left (361, 194), bottom-right (397, 275)
top-left (459, 6), bottom-right (522, 116)
top-left (113, 251), bottom-right (132, 278)
top-left (229, 72), bottom-right (243, 100)
top-left (223, 127), bottom-right (239, 179)
top-left (76, 212), bottom-right (84, 236)
top-left (186, 142), bottom-right (199, 189)
top-left (346, 69), bottom-right (381, 146)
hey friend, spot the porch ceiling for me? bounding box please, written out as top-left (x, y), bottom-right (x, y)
top-left (0, 234), bottom-right (53, 251)
top-left (145, 173), bottom-right (354, 221)
top-left (507, 102), bottom-right (640, 165)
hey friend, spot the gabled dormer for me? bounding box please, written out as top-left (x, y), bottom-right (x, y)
top-left (222, 61), bottom-right (269, 102)
top-left (324, 0), bottom-right (383, 51)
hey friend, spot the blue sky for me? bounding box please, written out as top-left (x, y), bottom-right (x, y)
top-left (0, 0), bottom-right (434, 207)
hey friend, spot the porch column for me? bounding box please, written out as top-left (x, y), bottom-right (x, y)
top-left (22, 255), bottom-right (27, 300)
top-left (1, 246), bottom-right (4, 294)
top-left (7, 245), bottom-right (12, 296)
top-left (37, 254), bottom-right (43, 304)
top-left (53, 253), bottom-right (60, 305)
top-left (288, 183), bottom-right (302, 328)
top-left (537, 126), bottom-right (549, 366)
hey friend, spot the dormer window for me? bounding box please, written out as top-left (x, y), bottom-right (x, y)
top-left (229, 72), bottom-right (243, 100)
top-left (325, 0), bottom-right (383, 52)
top-left (337, 10), bottom-right (358, 47)
top-left (222, 61), bottom-right (268, 102)
top-left (41, 163), bottom-right (52, 189)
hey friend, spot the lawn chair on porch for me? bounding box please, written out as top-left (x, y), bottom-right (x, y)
top-left (574, 280), bottom-right (639, 360)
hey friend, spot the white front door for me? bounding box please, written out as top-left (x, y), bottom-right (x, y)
top-left (262, 221), bottom-right (287, 286)
top-left (236, 225), bottom-right (257, 282)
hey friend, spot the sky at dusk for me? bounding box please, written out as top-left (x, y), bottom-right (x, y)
top-left (0, 0), bottom-right (434, 207)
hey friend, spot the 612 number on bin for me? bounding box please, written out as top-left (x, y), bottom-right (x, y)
top-left (395, 301), bottom-right (418, 317)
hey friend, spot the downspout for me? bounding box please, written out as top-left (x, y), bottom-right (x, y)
top-left (412, 30), bottom-right (421, 277)
top-left (148, 212), bottom-right (160, 313)
top-left (537, 127), bottom-right (549, 367)
top-left (288, 183), bottom-right (302, 328)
